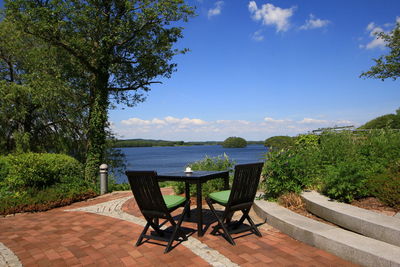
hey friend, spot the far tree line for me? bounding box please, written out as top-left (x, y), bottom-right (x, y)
top-left (264, 108), bottom-right (400, 150)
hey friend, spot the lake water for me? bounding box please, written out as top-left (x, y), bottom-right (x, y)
top-left (115, 145), bottom-right (267, 183)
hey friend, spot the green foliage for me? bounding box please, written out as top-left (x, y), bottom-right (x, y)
top-left (294, 134), bottom-right (320, 147)
top-left (0, 156), bottom-right (10, 183)
top-left (367, 161), bottom-right (400, 209)
top-left (6, 0), bottom-right (195, 181)
top-left (262, 144), bottom-right (322, 199)
top-left (322, 161), bottom-right (370, 202)
top-left (1, 153), bottom-right (83, 191)
top-left (264, 136), bottom-right (294, 151)
top-left (359, 108), bottom-right (400, 129)
top-left (0, 153), bottom-right (97, 215)
top-left (262, 130), bottom-right (400, 206)
top-left (0, 19), bottom-right (89, 159)
top-left (0, 184), bottom-right (96, 215)
top-left (360, 23), bottom-right (400, 81)
top-left (172, 154), bottom-right (235, 197)
top-left (222, 137), bottom-right (247, 148)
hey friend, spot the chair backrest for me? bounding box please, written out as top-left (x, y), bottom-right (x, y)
top-left (227, 162), bottom-right (264, 209)
top-left (125, 170), bottom-right (169, 218)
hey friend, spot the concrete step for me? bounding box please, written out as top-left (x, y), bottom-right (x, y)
top-left (253, 200), bottom-right (400, 267)
top-left (301, 191), bottom-right (400, 247)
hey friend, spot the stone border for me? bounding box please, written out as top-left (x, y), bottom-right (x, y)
top-left (0, 243), bottom-right (22, 267)
top-left (253, 200), bottom-right (400, 267)
top-left (301, 191), bottom-right (400, 247)
top-left (67, 197), bottom-right (239, 267)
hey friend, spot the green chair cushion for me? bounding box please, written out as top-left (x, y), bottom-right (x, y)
top-left (209, 190), bottom-right (231, 205)
top-left (163, 195), bottom-right (186, 209)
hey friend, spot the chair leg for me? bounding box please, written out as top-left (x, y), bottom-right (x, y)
top-left (136, 222), bottom-right (150, 246)
top-left (165, 201), bottom-right (191, 253)
top-left (245, 214), bottom-right (262, 237)
top-left (206, 197), bottom-right (236, 245)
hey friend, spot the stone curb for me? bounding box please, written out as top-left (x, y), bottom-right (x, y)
top-left (301, 191), bottom-right (400, 247)
top-left (253, 200), bottom-right (400, 267)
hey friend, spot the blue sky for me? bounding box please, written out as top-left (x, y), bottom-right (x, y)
top-left (3, 0), bottom-right (399, 141)
top-left (110, 0), bottom-right (400, 141)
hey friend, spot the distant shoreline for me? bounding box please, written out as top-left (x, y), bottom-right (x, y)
top-left (112, 139), bottom-right (264, 148)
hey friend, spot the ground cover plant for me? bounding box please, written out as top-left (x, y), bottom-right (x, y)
top-left (172, 154), bottom-right (235, 197)
top-left (262, 130), bottom-right (400, 209)
top-left (0, 153), bottom-right (97, 215)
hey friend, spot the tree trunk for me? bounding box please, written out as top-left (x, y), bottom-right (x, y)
top-left (84, 73), bottom-right (109, 182)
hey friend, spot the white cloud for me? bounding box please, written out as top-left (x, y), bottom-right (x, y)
top-left (300, 14), bottom-right (330, 30)
top-left (298, 118), bottom-right (328, 124)
top-left (251, 30), bottom-right (264, 41)
top-left (360, 20), bottom-right (396, 50)
top-left (208, 1), bottom-right (224, 19)
top-left (248, 1), bottom-right (294, 32)
top-left (264, 117), bottom-right (287, 123)
top-left (113, 116), bottom-right (356, 141)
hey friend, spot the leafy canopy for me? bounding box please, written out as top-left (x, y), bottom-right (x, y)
top-left (264, 136), bottom-right (294, 151)
top-left (361, 23), bottom-right (400, 81)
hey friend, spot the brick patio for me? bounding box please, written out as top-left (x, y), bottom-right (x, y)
top-left (0, 191), bottom-right (358, 266)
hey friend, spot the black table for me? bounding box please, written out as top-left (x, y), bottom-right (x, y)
top-left (157, 170), bottom-right (230, 236)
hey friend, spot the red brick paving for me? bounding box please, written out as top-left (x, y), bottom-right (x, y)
top-left (0, 191), bottom-right (358, 266)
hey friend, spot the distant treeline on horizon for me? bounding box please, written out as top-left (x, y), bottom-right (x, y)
top-left (113, 139), bottom-right (264, 148)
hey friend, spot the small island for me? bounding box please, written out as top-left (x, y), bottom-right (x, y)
top-left (222, 136), bottom-right (247, 148)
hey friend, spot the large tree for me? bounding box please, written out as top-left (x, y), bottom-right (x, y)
top-left (361, 23), bottom-right (400, 81)
top-left (0, 19), bottom-right (88, 158)
top-left (6, 0), bottom-right (194, 181)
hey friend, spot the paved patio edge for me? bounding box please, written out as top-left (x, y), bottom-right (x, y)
top-left (301, 190), bottom-right (400, 247)
top-left (253, 200), bottom-right (400, 267)
top-left (0, 242), bottom-right (22, 267)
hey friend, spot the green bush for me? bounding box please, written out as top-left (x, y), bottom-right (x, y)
top-left (322, 161), bottom-right (370, 202)
top-left (0, 156), bottom-right (10, 183)
top-left (0, 183), bottom-right (96, 215)
top-left (368, 161), bottom-right (400, 209)
top-left (0, 153), bottom-right (95, 215)
top-left (262, 130), bottom-right (400, 205)
top-left (264, 136), bottom-right (294, 151)
top-left (222, 137), bottom-right (247, 148)
top-left (262, 145), bottom-right (322, 199)
top-left (2, 153), bottom-right (83, 191)
top-left (172, 154), bottom-right (235, 196)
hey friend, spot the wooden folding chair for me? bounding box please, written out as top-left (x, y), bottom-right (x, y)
top-left (126, 171), bottom-right (191, 253)
top-left (206, 162), bottom-right (264, 245)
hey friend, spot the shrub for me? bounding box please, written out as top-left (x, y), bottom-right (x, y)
top-left (322, 160), bottom-right (370, 203)
top-left (262, 130), bottom-right (400, 203)
top-left (368, 161), bottom-right (400, 209)
top-left (0, 156), bottom-right (10, 183)
top-left (0, 183), bottom-right (96, 215)
top-left (222, 137), bottom-right (247, 148)
top-left (2, 153), bottom-right (83, 191)
top-left (0, 153), bottom-right (96, 215)
top-left (172, 154), bottom-right (235, 196)
top-left (264, 136), bottom-right (294, 151)
top-left (262, 146), bottom-right (321, 199)
top-left (294, 134), bottom-right (320, 147)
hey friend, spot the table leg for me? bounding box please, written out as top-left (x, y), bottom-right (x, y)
top-left (185, 182), bottom-right (191, 218)
top-left (197, 181), bottom-right (203, 236)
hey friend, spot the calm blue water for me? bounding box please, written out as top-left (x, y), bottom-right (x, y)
top-left (115, 145), bottom-right (267, 183)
